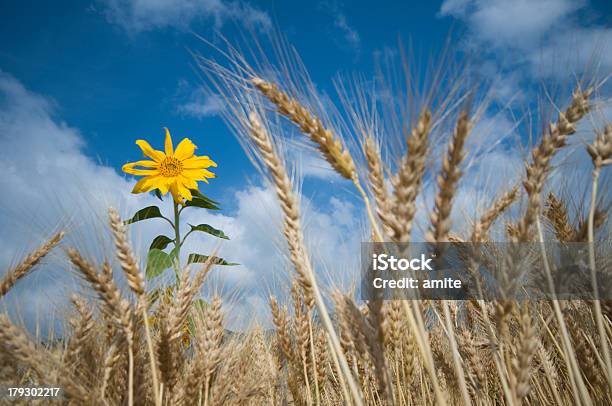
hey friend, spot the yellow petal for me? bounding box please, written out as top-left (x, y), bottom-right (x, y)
top-left (182, 156), bottom-right (217, 169)
top-left (179, 174), bottom-right (198, 190)
top-left (136, 140), bottom-right (166, 162)
top-left (174, 138), bottom-right (196, 160)
top-left (177, 182), bottom-right (193, 201)
top-left (125, 169), bottom-right (158, 176)
top-left (132, 176), bottom-right (160, 194)
top-left (169, 183), bottom-right (183, 204)
top-left (123, 161), bottom-right (159, 176)
top-left (164, 128), bottom-right (174, 156)
top-left (124, 160), bottom-right (158, 168)
top-left (183, 169), bottom-right (215, 180)
top-left (150, 177), bottom-right (172, 195)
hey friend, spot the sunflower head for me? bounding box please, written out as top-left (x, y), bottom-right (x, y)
top-left (122, 128), bottom-right (217, 204)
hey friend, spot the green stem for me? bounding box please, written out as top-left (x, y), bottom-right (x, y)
top-left (181, 230), bottom-right (194, 247)
top-left (173, 200), bottom-right (182, 284)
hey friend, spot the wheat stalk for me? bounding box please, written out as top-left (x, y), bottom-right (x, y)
top-left (424, 109), bottom-right (473, 405)
top-left (108, 207), bottom-right (156, 406)
top-left (586, 123), bottom-right (612, 392)
top-left (247, 111), bottom-right (364, 405)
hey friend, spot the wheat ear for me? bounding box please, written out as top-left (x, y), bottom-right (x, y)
top-left (157, 259), bottom-right (213, 394)
top-left (247, 111), bottom-right (313, 305)
top-left (543, 193), bottom-right (575, 241)
top-left (270, 296), bottom-right (295, 364)
top-left (248, 111), bottom-right (364, 405)
top-left (364, 137), bottom-right (399, 239)
top-left (100, 338), bottom-right (121, 401)
top-left (394, 110), bottom-right (432, 242)
top-left (67, 250), bottom-right (133, 342)
top-left (427, 110), bottom-right (471, 242)
top-left (252, 78), bottom-right (355, 178)
top-left (509, 305), bottom-right (538, 403)
top-left (0, 231), bottom-right (64, 297)
top-left (517, 88), bottom-right (591, 242)
top-left (587, 123), bottom-right (612, 167)
top-left (169, 259), bottom-right (213, 345)
top-left (252, 78), bottom-right (383, 241)
top-left (64, 295), bottom-right (95, 371)
top-left (575, 207), bottom-right (607, 241)
top-left (200, 295), bottom-right (224, 377)
top-left (471, 185), bottom-right (519, 242)
top-left (108, 207), bottom-right (145, 296)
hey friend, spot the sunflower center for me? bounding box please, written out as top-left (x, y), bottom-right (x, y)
top-left (159, 157), bottom-right (183, 177)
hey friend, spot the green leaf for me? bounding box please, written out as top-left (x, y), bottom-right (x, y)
top-left (168, 246), bottom-right (180, 262)
top-left (187, 254), bottom-right (238, 266)
top-left (183, 189), bottom-right (221, 210)
top-left (125, 206), bottom-right (164, 225)
top-left (184, 197), bottom-right (221, 211)
top-left (190, 189), bottom-right (219, 205)
top-left (189, 224), bottom-right (229, 240)
top-left (153, 189), bottom-right (163, 201)
top-left (150, 235), bottom-right (174, 251)
top-left (146, 249), bottom-right (173, 280)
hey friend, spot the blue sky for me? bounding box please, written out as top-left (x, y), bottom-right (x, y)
top-left (1, 0), bottom-right (611, 331)
top-left (1, 0), bottom-right (610, 205)
top-left (0, 0), bottom-right (453, 206)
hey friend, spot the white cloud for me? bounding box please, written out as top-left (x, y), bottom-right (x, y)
top-left (438, 0), bottom-right (612, 83)
top-left (0, 69), bottom-right (165, 333)
top-left (0, 72), bottom-right (364, 332)
top-left (177, 90), bottom-right (224, 119)
top-left (319, 1), bottom-right (361, 52)
top-left (99, 0), bottom-right (271, 34)
top-left (440, 0), bottom-right (583, 49)
top-left (529, 26), bottom-right (612, 78)
top-left (285, 147), bottom-right (343, 181)
top-left (334, 12), bottom-right (360, 50)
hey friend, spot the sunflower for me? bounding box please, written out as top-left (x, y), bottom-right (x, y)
top-left (122, 128), bottom-right (217, 203)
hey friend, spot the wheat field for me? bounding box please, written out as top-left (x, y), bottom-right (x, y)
top-left (0, 34), bottom-right (611, 406)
